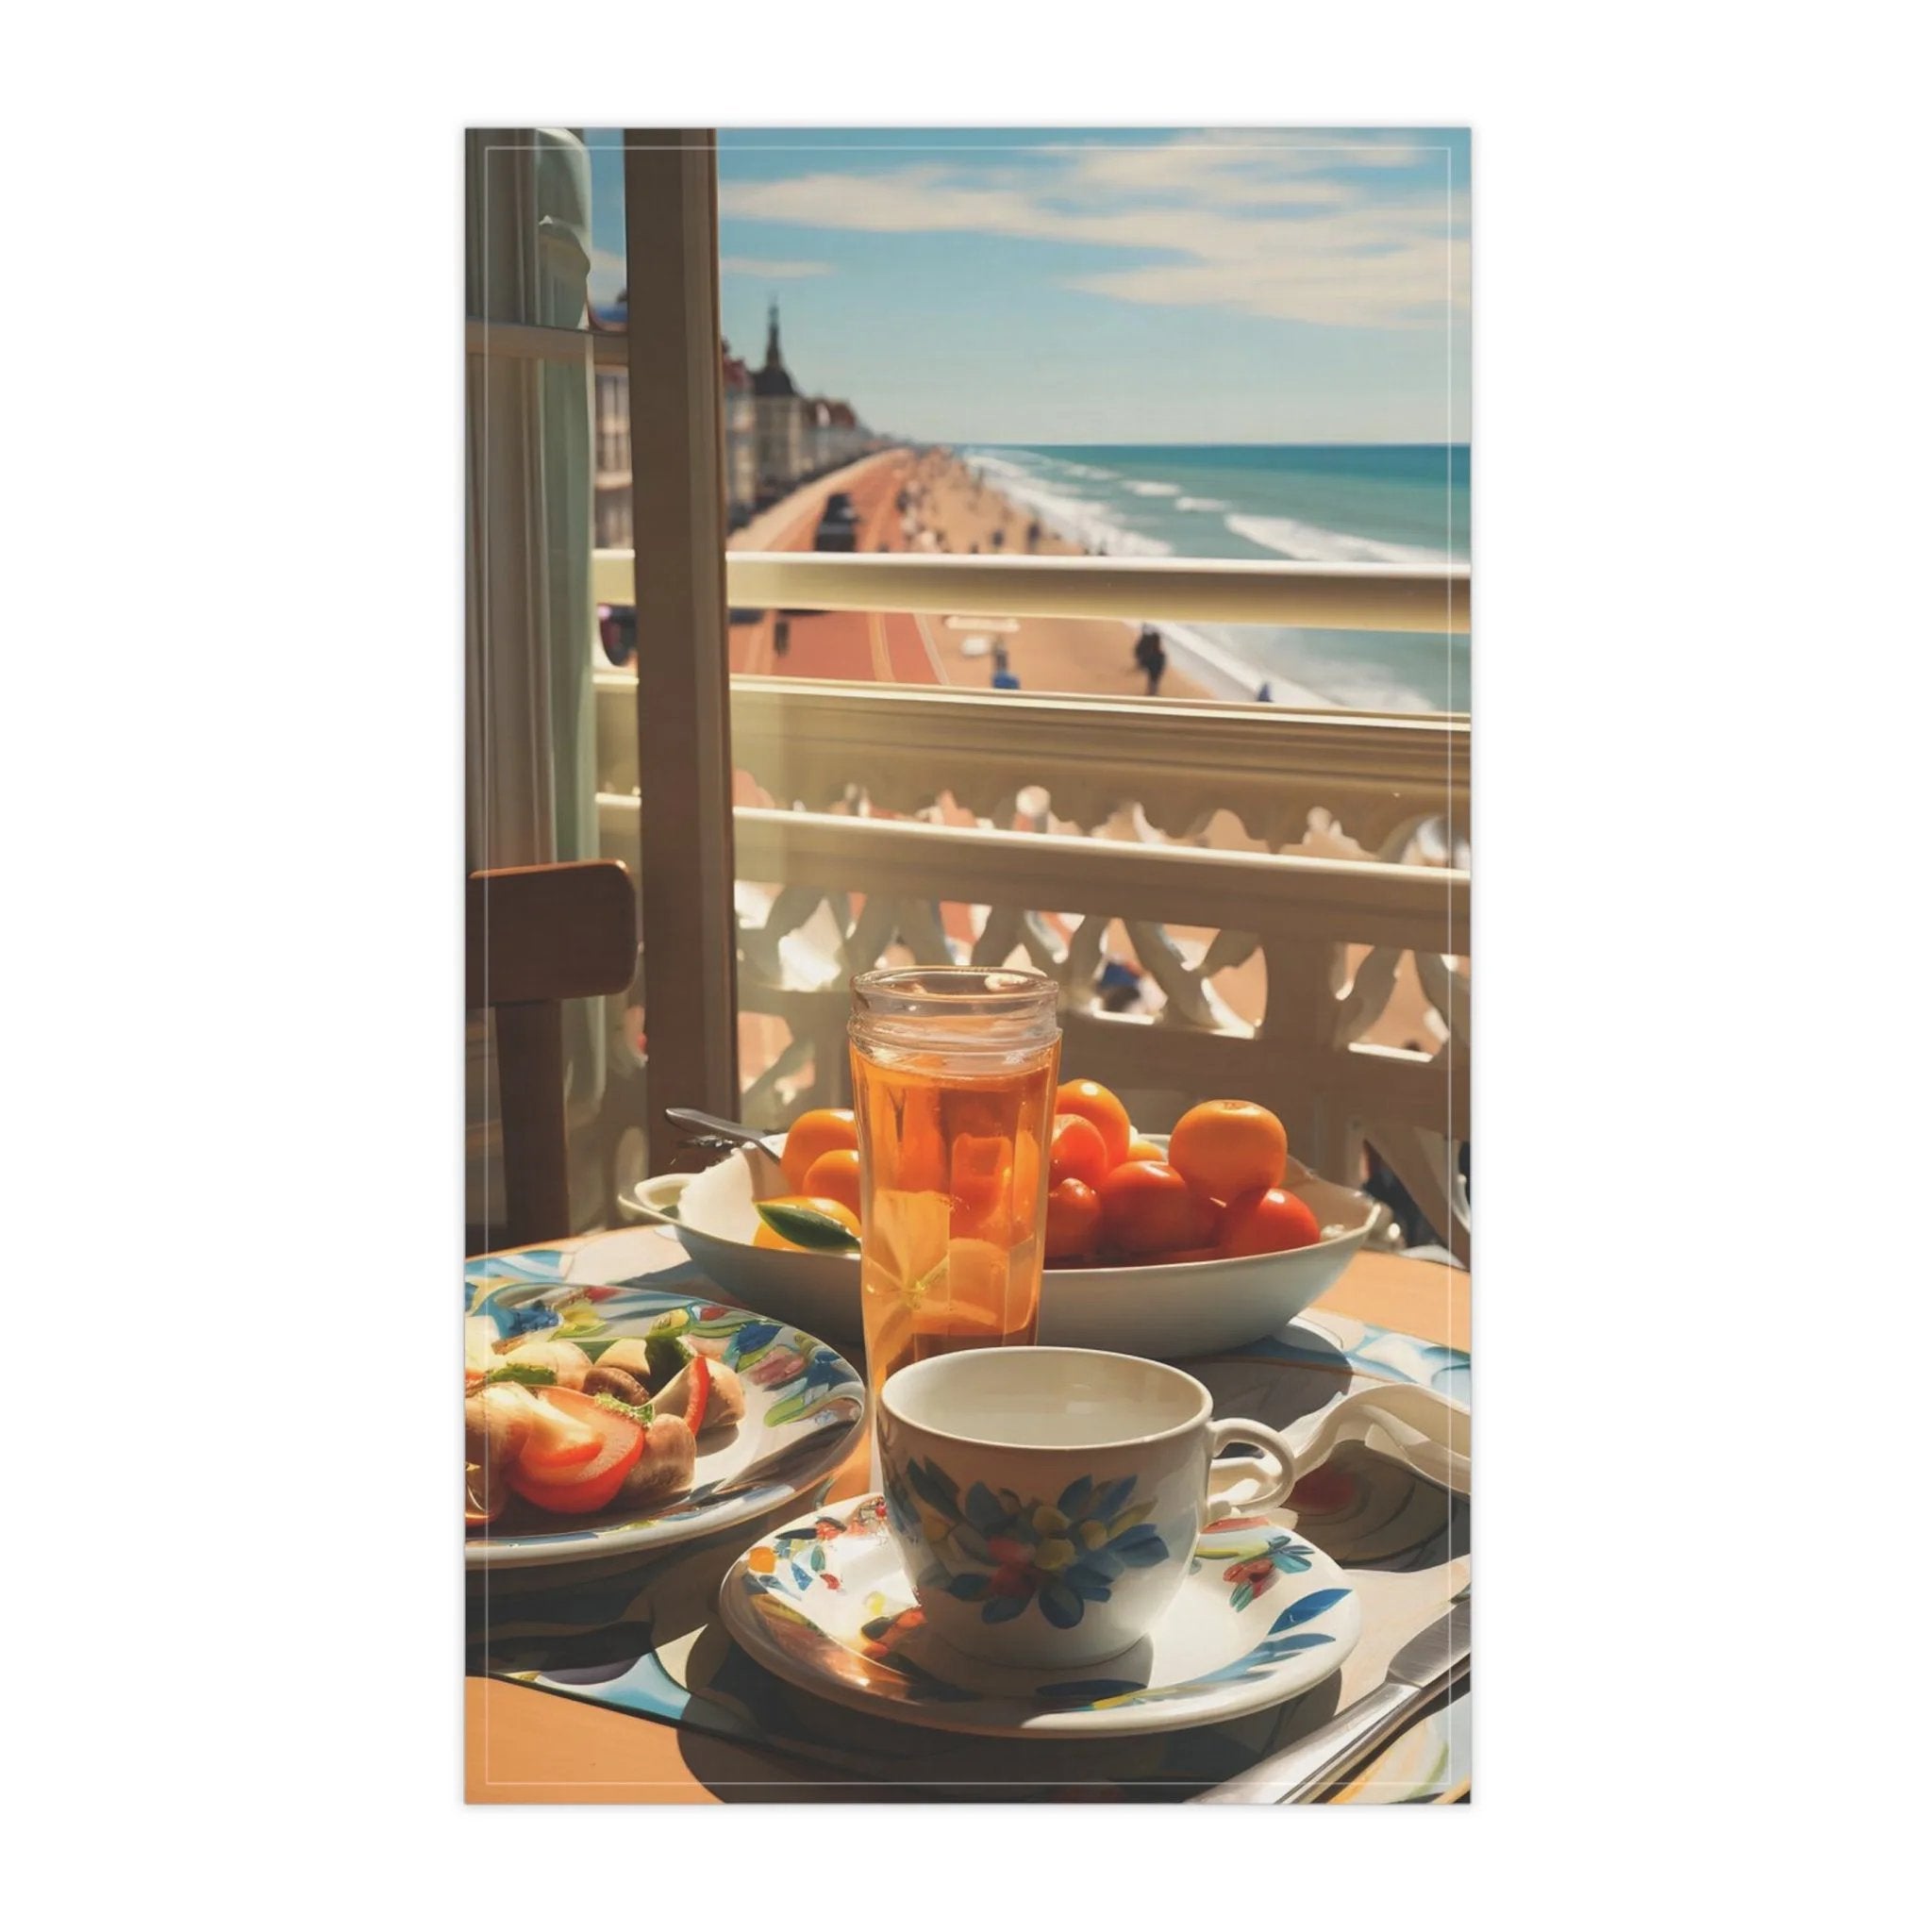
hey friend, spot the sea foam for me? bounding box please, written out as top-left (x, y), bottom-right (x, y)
top-left (1225, 512), bottom-right (1454, 569)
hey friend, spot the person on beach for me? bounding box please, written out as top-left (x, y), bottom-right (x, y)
top-left (1257, 681), bottom-right (1274, 703)
top-left (991, 644), bottom-right (1021, 692)
top-left (1026, 518), bottom-right (1041, 552)
top-left (1098, 957), bottom-right (1144, 1013)
top-left (774, 615), bottom-right (791, 658)
top-left (1134, 624), bottom-right (1168, 696)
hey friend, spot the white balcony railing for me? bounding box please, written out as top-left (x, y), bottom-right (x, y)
top-left (592, 545), bottom-right (1471, 1258)
top-left (595, 547), bottom-right (1470, 635)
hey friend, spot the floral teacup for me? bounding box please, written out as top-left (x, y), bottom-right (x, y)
top-left (876, 1345), bottom-right (1298, 1667)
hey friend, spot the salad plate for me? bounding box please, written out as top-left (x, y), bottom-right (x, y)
top-left (716, 1496), bottom-right (1359, 1738)
top-left (464, 1271), bottom-right (866, 1571)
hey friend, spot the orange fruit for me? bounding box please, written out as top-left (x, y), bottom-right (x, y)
top-left (752, 1194), bottom-right (862, 1251)
top-left (1168, 1100), bottom-right (1288, 1202)
top-left (1124, 1136), bottom-right (1165, 1164)
top-left (1096, 1160), bottom-right (1199, 1257)
top-left (1218, 1187), bottom-right (1321, 1257)
top-left (781, 1108), bottom-right (858, 1191)
top-left (1055, 1080), bottom-right (1132, 1170)
top-left (799, 1147), bottom-right (863, 1220)
top-left (1048, 1113), bottom-right (1111, 1192)
top-left (1043, 1177), bottom-right (1102, 1260)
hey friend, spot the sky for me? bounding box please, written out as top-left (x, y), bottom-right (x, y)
top-left (584, 128), bottom-right (1470, 445)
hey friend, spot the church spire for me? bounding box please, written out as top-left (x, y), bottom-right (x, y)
top-left (764, 299), bottom-right (783, 371)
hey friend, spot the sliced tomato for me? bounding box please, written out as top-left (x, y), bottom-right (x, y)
top-left (512, 1389), bottom-right (603, 1476)
top-left (685, 1354), bottom-right (712, 1434)
top-left (507, 1388), bottom-right (644, 1513)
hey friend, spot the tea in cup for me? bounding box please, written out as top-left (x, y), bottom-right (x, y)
top-left (877, 1345), bottom-right (1298, 1668)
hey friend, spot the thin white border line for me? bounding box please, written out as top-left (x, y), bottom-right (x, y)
top-left (469, 129), bottom-right (1470, 1796)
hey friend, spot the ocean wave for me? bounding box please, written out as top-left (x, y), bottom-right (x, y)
top-left (968, 464), bottom-right (1172, 558)
top-left (1154, 622), bottom-right (1310, 705)
top-left (1175, 495), bottom-right (1230, 512)
top-left (1160, 620), bottom-right (1452, 711)
top-left (1124, 479), bottom-right (1182, 498)
top-left (1225, 512), bottom-right (1457, 569)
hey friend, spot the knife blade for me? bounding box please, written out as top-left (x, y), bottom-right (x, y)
top-left (1191, 1595), bottom-right (1471, 1805)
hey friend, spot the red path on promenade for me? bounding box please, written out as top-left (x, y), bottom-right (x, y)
top-left (725, 452), bottom-right (940, 685)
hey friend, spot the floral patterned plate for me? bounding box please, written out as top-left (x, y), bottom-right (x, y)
top-left (464, 1274), bottom-right (866, 1571)
top-left (716, 1496), bottom-right (1360, 1737)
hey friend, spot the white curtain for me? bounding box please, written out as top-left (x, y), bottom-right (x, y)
top-left (463, 127), bottom-right (602, 1235)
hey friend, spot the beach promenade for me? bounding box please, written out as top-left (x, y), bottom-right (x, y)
top-left (726, 447), bottom-right (1208, 700)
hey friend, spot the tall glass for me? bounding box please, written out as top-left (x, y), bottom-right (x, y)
top-left (848, 967), bottom-right (1061, 1419)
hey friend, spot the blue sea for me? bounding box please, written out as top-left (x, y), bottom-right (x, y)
top-left (957, 443), bottom-right (1470, 712)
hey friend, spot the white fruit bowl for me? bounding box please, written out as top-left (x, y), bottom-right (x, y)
top-left (625, 1133), bottom-right (1376, 1361)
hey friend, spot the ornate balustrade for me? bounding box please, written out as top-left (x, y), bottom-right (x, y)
top-left (597, 674), bottom-right (1467, 858)
top-left (591, 548), bottom-right (1471, 1256)
top-left (595, 789), bottom-right (1471, 1259)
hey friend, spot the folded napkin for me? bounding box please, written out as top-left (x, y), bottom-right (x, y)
top-left (1284, 1383), bottom-right (1469, 1499)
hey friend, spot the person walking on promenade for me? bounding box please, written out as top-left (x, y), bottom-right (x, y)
top-left (991, 644), bottom-right (1021, 691)
top-left (1134, 624), bottom-right (1167, 697)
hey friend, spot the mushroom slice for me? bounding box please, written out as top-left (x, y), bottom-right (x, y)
top-left (612, 1416), bottom-right (696, 1507)
top-left (590, 1338), bottom-right (654, 1384)
top-left (582, 1363), bottom-right (652, 1407)
top-left (697, 1361), bottom-right (746, 1433)
top-left (464, 1383), bottom-right (536, 1524)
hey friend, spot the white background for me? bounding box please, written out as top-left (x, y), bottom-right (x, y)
top-left (4, 0), bottom-right (1925, 1919)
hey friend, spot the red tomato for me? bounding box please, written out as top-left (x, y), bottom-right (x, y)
top-left (1097, 1160), bottom-right (1200, 1257)
top-left (508, 1387), bottom-right (645, 1513)
top-left (1048, 1113), bottom-right (1111, 1192)
top-left (1190, 1190), bottom-right (1224, 1246)
top-left (1044, 1177), bottom-right (1102, 1259)
top-left (1218, 1187), bottom-right (1322, 1257)
top-left (1054, 1080), bottom-right (1132, 1170)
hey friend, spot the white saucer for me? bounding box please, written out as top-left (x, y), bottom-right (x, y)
top-left (716, 1496), bottom-right (1360, 1738)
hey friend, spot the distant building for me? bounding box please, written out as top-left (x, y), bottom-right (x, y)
top-left (752, 302), bottom-right (805, 501)
top-left (593, 365), bottom-right (633, 547)
top-left (808, 398), bottom-right (861, 473)
top-left (723, 347), bottom-right (756, 515)
top-left (590, 293), bottom-right (873, 538)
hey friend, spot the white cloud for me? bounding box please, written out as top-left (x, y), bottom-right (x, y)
top-left (719, 256), bottom-right (833, 279)
top-left (718, 142), bottom-right (1465, 329)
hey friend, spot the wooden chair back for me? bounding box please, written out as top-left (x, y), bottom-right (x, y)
top-left (466, 859), bottom-right (638, 1253)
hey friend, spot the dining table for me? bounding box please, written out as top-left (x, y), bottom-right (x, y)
top-left (464, 1222), bottom-right (1471, 1804)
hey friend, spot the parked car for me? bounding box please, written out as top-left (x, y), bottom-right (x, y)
top-left (814, 491), bottom-right (858, 553)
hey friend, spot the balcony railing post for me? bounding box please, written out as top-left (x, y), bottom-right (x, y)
top-left (623, 129), bottom-right (741, 1171)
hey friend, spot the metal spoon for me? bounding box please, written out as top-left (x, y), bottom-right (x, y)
top-left (661, 1108), bottom-right (789, 1196)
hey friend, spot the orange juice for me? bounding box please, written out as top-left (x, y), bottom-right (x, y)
top-left (848, 969), bottom-right (1060, 1408)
